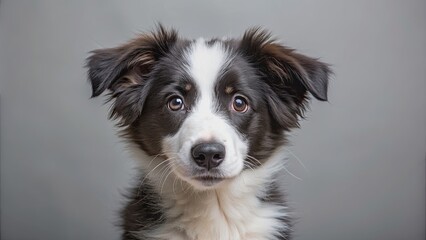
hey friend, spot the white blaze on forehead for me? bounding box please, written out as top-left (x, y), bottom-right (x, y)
top-left (186, 39), bottom-right (228, 110)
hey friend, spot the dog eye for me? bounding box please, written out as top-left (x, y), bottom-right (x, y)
top-left (168, 96), bottom-right (184, 111)
top-left (232, 95), bottom-right (249, 113)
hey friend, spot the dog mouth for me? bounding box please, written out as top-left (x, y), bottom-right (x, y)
top-left (192, 175), bottom-right (227, 186)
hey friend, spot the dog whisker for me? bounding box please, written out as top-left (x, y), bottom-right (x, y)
top-left (246, 155), bottom-right (263, 167)
top-left (283, 165), bottom-right (302, 181)
top-left (136, 158), bottom-right (174, 198)
top-left (285, 148), bottom-right (308, 172)
top-left (160, 165), bottom-right (175, 194)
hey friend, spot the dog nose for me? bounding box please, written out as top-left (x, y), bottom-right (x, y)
top-left (191, 142), bottom-right (226, 170)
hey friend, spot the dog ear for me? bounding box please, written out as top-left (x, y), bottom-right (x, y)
top-left (86, 25), bottom-right (178, 126)
top-left (240, 28), bottom-right (331, 128)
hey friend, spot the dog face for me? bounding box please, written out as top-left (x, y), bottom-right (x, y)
top-left (87, 26), bottom-right (330, 190)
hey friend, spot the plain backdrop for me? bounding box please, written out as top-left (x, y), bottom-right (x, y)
top-left (1, 1), bottom-right (425, 240)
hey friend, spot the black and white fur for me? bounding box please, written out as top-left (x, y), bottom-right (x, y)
top-left (86, 25), bottom-right (330, 240)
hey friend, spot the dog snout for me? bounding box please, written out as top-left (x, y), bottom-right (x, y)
top-left (191, 142), bottom-right (226, 170)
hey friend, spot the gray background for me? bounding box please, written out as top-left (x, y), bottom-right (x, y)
top-left (1, 0), bottom-right (425, 239)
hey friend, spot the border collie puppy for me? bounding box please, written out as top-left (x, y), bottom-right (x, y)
top-left (86, 25), bottom-right (330, 240)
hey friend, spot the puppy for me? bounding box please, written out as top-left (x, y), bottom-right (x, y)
top-left (86, 25), bottom-right (330, 240)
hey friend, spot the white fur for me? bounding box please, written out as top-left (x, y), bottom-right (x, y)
top-left (132, 146), bottom-right (289, 240)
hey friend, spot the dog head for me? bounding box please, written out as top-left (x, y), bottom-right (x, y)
top-left (87, 26), bottom-right (330, 190)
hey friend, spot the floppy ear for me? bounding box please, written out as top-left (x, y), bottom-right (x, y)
top-left (240, 28), bottom-right (331, 128)
top-left (86, 26), bottom-right (178, 125)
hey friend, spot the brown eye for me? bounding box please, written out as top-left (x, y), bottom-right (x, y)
top-left (168, 96), bottom-right (184, 111)
top-left (232, 95), bottom-right (249, 113)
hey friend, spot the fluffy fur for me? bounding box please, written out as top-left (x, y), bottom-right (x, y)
top-left (86, 25), bottom-right (330, 240)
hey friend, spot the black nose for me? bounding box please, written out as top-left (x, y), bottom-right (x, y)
top-left (191, 142), bottom-right (226, 170)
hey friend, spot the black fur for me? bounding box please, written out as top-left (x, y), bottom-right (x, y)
top-left (121, 179), bottom-right (165, 240)
top-left (86, 25), bottom-right (330, 240)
